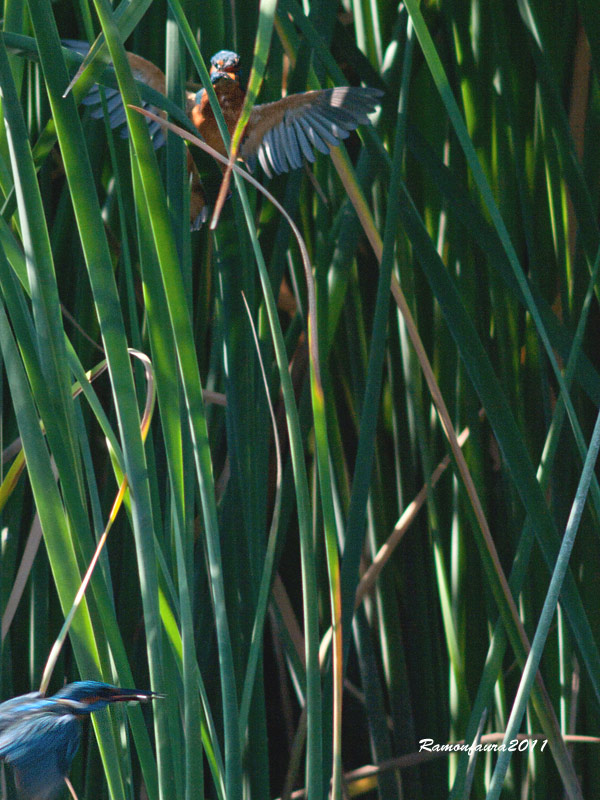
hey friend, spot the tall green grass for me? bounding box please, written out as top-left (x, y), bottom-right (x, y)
top-left (0, 1), bottom-right (600, 799)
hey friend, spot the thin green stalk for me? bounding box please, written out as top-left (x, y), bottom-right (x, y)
top-left (486, 408), bottom-right (600, 799)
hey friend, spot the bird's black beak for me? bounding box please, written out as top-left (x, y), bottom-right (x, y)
top-left (107, 687), bottom-right (165, 703)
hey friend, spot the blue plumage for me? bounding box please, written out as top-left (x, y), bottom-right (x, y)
top-left (0, 681), bottom-right (159, 799)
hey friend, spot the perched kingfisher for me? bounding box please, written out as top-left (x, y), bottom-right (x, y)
top-left (68, 44), bottom-right (383, 228)
top-left (0, 681), bottom-right (160, 799)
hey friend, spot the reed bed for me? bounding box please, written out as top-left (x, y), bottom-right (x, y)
top-left (0, 1), bottom-right (599, 798)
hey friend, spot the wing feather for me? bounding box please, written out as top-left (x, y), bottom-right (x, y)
top-left (312, 104), bottom-right (359, 130)
top-left (0, 694), bottom-right (44, 735)
top-left (102, 91), bottom-right (126, 115)
top-left (107, 105), bottom-right (127, 129)
top-left (257, 146), bottom-right (270, 175)
top-left (292, 119), bottom-right (316, 162)
top-left (81, 86), bottom-right (119, 109)
top-left (264, 128), bottom-right (282, 175)
top-left (270, 124), bottom-right (288, 174)
top-left (303, 111), bottom-right (347, 147)
top-left (297, 116), bottom-right (330, 155)
top-left (241, 86), bottom-right (382, 175)
top-left (282, 120), bottom-right (303, 171)
top-left (63, 40), bottom-right (168, 149)
top-left (296, 118), bottom-right (320, 159)
top-left (260, 129), bottom-right (275, 175)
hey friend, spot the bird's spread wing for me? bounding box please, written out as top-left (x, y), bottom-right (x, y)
top-left (0, 712), bottom-right (80, 800)
top-left (241, 86), bottom-right (383, 177)
top-left (63, 40), bottom-right (169, 149)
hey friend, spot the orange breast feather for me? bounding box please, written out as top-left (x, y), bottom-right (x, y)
top-left (190, 77), bottom-right (246, 157)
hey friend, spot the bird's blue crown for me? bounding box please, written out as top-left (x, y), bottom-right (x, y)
top-left (210, 50), bottom-right (240, 71)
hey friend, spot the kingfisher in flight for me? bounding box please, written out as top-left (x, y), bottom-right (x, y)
top-left (71, 44), bottom-right (383, 228)
top-left (0, 681), bottom-right (160, 799)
